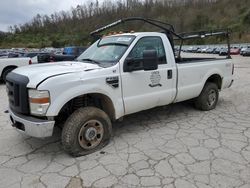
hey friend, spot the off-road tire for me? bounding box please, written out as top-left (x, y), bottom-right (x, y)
top-left (61, 107), bottom-right (112, 157)
top-left (194, 82), bottom-right (219, 111)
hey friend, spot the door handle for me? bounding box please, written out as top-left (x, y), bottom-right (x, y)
top-left (168, 70), bottom-right (172, 79)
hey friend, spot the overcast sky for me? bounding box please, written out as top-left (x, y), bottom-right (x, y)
top-left (0, 0), bottom-right (92, 32)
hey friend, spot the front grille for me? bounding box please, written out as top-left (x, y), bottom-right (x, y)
top-left (6, 72), bottom-right (29, 114)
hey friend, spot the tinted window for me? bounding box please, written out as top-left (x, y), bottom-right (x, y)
top-left (128, 37), bottom-right (167, 64)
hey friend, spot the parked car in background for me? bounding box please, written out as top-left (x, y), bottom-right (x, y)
top-left (206, 48), bottom-right (216, 54)
top-left (186, 46), bottom-right (194, 52)
top-left (8, 52), bottom-right (24, 58)
top-left (230, 47), bottom-right (240, 55)
top-left (37, 46), bottom-right (88, 63)
top-left (63, 46), bottom-right (86, 56)
top-left (214, 47), bottom-right (222, 54)
top-left (0, 52), bottom-right (8, 58)
top-left (240, 46), bottom-right (250, 55)
top-left (0, 57), bottom-right (34, 82)
top-left (240, 47), bottom-right (247, 55)
top-left (191, 47), bottom-right (199, 53)
top-left (197, 48), bottom-right (202, 53)
top-left (242, 48), bottom-right (250, 56)
top-left (201, 47), bottom-right (209, 53)
top-left (219, 48), bottom-right (228, 56)
top-left (6, 51), bottom-right (39, 58)
top-left (22, 52), bottom-right (43, 58)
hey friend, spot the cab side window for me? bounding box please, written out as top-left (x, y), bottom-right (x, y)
top-left (128, 36), bottom-right (167, 65)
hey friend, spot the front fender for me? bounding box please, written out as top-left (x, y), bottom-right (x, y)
top-left (38, 73), bottom-right (124, 120)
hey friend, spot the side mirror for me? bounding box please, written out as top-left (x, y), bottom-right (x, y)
top-left (123, 57), bottom-right (136, 72)
top-left (143, 50), bottom-right (158, 71)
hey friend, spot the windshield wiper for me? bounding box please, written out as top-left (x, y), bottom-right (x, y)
top-left (80, 58), bottom-right (100, 65)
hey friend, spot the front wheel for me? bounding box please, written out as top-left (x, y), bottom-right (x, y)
top-left (194, 82), bottom-right (219, 111)
top-left (61, 107), bottom-right (112, 156)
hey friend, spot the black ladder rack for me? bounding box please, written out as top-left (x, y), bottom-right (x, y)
top-left (90, 17), bottom-right (231, 59)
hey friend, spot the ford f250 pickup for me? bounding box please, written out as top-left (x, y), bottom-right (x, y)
top-left (6, 18), bottom-right (234, 156)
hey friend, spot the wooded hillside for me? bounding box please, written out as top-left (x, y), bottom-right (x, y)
top-left (1, 0), bottom-right (250, 48)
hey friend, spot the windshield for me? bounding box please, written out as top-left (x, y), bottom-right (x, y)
top-left (77, 35), bottom-right (135, 66)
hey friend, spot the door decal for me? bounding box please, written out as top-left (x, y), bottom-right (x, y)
top-left (149, 71), bottom-right (162, 87)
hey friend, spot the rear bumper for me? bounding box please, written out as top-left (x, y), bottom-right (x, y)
top-left (9, 109), bottom-right (55, 138)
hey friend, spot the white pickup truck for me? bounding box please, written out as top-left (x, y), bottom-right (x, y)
top-left (6, 18), bottom-right (234, 156)
top-left (0, 57), bottom-right (32, 81)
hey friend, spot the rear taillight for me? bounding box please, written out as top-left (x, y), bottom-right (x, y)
top-left (29, 59), bottom-right (32, 65)
top-left (232, 63), bottom-right (234, 75)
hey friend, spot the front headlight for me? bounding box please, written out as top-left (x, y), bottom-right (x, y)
top-left (28, 89), bottom-right (50, 116)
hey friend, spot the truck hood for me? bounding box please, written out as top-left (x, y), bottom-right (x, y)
top-left (13, 61), bottom-right (101, 88)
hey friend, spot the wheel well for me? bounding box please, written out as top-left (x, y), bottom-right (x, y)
top-left (57, 93), bottom-right (116, 123)
top-left (206, 74), bottom-right (222, 89)
top-left (1, 66), bottom-right (17, 78)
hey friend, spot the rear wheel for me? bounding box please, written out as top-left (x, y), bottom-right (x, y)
top-left (61, 107), bottom-right (112, 157)
top-left (194, 82), bottom-right (219, 111)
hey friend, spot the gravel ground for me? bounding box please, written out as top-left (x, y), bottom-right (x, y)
top-left (0, 55), bottom-right (250, 188)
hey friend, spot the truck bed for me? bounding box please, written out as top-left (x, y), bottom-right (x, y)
top-left (175, 57), bottom-right (233, 103)
top-left (176, 57), bottom-right (228, 64)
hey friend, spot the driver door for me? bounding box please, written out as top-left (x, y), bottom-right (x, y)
top-left (121, 36), bottom-right (176, 115)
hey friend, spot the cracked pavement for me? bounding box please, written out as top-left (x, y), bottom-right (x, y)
top-left (0, 55), bottom-right (250, 188)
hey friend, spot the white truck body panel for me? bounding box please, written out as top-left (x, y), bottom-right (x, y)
top-left (37, 63), bottom-right (125, 119)
top-left (119, 33), bottom-right (177, 115)
top-left (14, 61), bottom-right (101, 88)
top-left (175, 59), bottom-right (233, 102)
